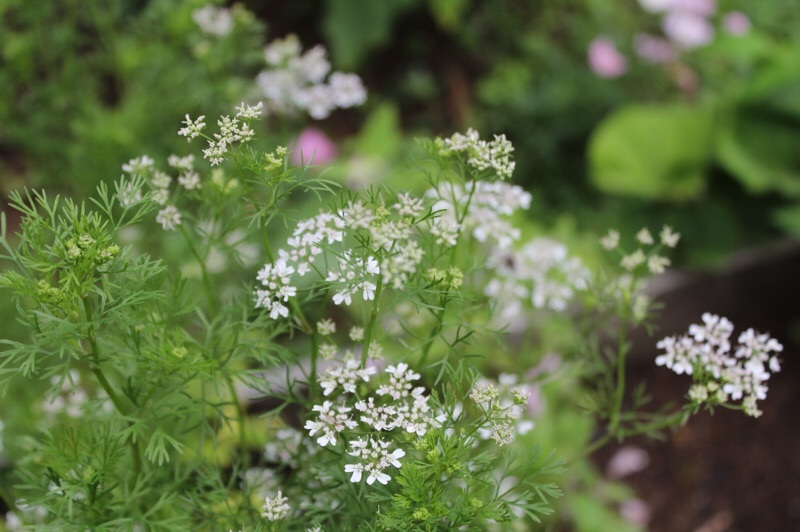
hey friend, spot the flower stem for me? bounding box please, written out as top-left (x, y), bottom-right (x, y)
top-left (178, 225), bottom-right (215, 313)
top-left (361, 274), bottom-right (384, 366)
top-left (82, 297), bottom-right (142, 476)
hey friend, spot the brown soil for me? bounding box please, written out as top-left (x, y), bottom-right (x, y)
top-left (596, 243), bottom-right (800, 531)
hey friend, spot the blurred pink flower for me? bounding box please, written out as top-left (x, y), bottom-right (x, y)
top-left (634, 33), bottom-right (677, 63)
top-left (290, 127), bottom-right (337, 166)
top-left (663, 11), bottom-right (714, 48)
top-left (588, 37), bottom-right (629, 78)
top-left (620, 499), bottom-right (651, 526)
top-left (606, 445), bottom-right (650, 478)
top-left (723, 11), bottom-right (751, 36)
top-left (670, 0), bottom-right (716, 17)
top-left (639, 0), bottom-right (716, 16)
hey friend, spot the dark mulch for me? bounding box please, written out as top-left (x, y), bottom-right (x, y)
top-left (595, 242), bottom-right (800, 531)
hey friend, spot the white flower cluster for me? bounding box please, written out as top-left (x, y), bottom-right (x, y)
top-left (255, 191), bottom-right (440, 318)
top-left (256, 35), bottom-right (367, 120)
top-left (436, 128), bottom-right (516, 180)
top-left (121, 152), bottom-right (208, 231)
top-left (191, 4), bottom-right (234, 36)
top-left (261, 491), bottom-right (291, 521)
top-left (602, 225), bottom-right (679, 275)
top-left (485, 237), bottom-right (589, 320)
top-left (344, 437), bottom-right (405, 486)
top-left (470, 374), bottom-right (535, 447)
top-left (263, 428), bottom-right (319, 469)
top-left (426, 180), bottom-right (587, 326)
top-left (428, 181), bottom-right (531, 249)
top-left (178, 102), bottom-right (262, 166)
top-left (656, 313), bottom-right (783, 417)
top-left (304, 359), bottom-right (436, 486)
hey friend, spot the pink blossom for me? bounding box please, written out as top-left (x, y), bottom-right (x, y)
top-left (588, 37), bottom-right (628, 79)
top-left (620, 499), bottom-right (651, 526)
top-left (606, 445), bottom-right (650, 479)
top-left (723, 11), bottom-right (751, 36)
top-left (662, 11), bottom-right (714, 49)
top-left (669, 0), bottom-right (716, 17)
top-left (634, 33), bottom-right (677, 64)
top-left (290, 127), bottom-right (337, 166)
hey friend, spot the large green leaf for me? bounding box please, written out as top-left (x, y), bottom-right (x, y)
top-left (323, 0), bottom-right (419, 69)
top-left (714, 71), bottom-right (800, 197)
top-left (589, 104), bottom-right (713, 201)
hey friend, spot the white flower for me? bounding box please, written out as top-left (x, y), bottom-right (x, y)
top-left (600, 229), bottom-right (620, 250)
top-left (636, 228), bottom-right (654, 245)
top-left (178, 114), bottom-right (206, 141)
top-left (319, 359), bottom-right (377, 396)
top-left (192, 5), bottom-right (234, 36)
top-left (264, 34), bottom-right (302, 66)
top-left (261, 491), bottom-right (290, 521)
top-left (329, 72), bottom-right (367, 108)
top-left (117, 181), bottom-right (143, 207)
top-left (438, 128), bottom-right (516, 180)
top-left (656, 314), bottom-right (782, 416)
top-left (345, 437), bottom-right (405, 485)
top-left (167, 154), bottom-right (194, 171)
top-left (178, 171), bottom-right (201, 190)
top-left (122, 155), bottom-right (154, 175)
top-left (155, 205), bottom-right (182, 231)
top-left (317, 318), bottom-right (336, 336)
top-left (621, 249), bottom-right (646, 271)
top-left (235, 101), bottom-right (264, 120)
top-left (647, 255), bottom-right (670, 274)
top-left (659, 225), bottom-right (681, 247)
top-left (304, 401), bottom-right (358, 447)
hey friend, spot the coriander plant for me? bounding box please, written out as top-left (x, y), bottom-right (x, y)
top-left (0, 98), bottom-right (782, 530)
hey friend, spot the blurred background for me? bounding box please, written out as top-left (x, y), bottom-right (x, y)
top-left (1, 0), bottom-right (799, 529)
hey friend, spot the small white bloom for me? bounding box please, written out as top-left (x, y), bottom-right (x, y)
top-left (156, 205), bottom-right (182, 231)
top-left (636, 228), bottom-right (654, 245)
top-left (178, 114), bottom-right (206, 141)
top-left (192, 5), bottom-right (234, 36)
top-left (261, 491), bottom-right (291, 521)
top-left (600, 229), bottom-right (620, 250)
top-left (659, 225), bottom-right (681, 247)
top-left (178, 171), bottom-right (201, 190)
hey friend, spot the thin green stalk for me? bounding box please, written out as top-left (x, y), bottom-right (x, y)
top-left (609, 314), bottom-right (628, 434)
top-left (309, 332), bottom-right (319, 400)
top-left (224, 374), bottom-right (248, 466)
top-left (178, 225), bottom-right (215, 313)
top-left (82, 297), bottom-right (142, 475)
top-left (361, 274), bottom-right (384, 366)
top-left (419, 301), bottom-right (447, 367)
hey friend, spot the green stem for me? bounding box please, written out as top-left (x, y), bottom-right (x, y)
top-left (179, 225), bottom-right (215, 313)
top-left (82, 297), bottom-right (142, 475)
top-left (361, 274), bottom-right (384, 366)
top-left (419, 301), bottom-right (447, 367)
top-left (609, 303), bottom-right (630, 434)
top-left (576, 409), bottom-right (687, 461)
top-left (309, 332), bottom-right (319, 401)
top-left (224, 375), bottom-right (248, 465)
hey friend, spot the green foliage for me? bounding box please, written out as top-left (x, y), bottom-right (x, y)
top-left (589, 104), bottom-right (713, 201)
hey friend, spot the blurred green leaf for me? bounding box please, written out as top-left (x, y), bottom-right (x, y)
top-left (427, 0), bottom-right (469, 31)
top-left (354, 102), bottom-right (402, 158)
top-left (572, 493), bottom-right (640, 532)
top-left (714, 72), bottom-right (800, 196)
top-left (323, 0), bottom-right (419, 68)
top-left (589, 104), bottom-right (713, 201)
